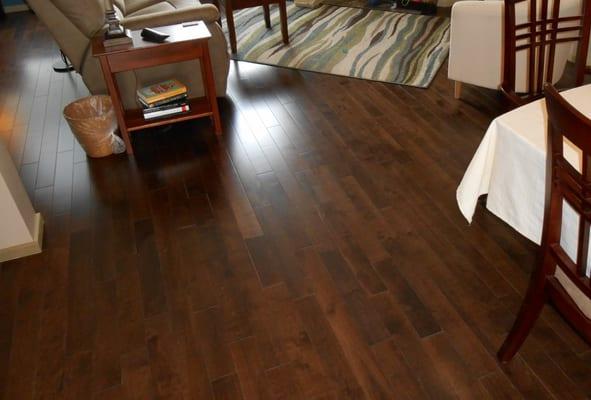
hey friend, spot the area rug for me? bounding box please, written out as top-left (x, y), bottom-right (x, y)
top-left (323, 0), bottom-right (437, 15)
top-left (225, 4), bottom-right (450, 88)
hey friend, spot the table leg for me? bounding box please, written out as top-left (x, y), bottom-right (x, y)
top-left (279, 0), bottom-right (289, 44)
top-left (201, 43), bottom-right (222, 135)
top-left (98, 57), bottom-right (133, 155)
top-left (263, 2), bottom-right (271, 28)
top-left (225, 2), bottom-right (238, 53)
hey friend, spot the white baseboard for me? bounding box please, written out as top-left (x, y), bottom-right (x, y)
top-left (0, 213), bottom-right (43, 263)
top-left (4, 4), bottom-right (31, 13)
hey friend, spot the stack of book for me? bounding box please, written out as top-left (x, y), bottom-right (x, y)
top-left (137, 79), bottom-right (190, 120)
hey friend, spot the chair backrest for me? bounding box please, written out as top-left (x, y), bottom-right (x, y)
top-left (502, 0), bottom-right (591, 105)
top-left (543, 84), bottom-right (591, 330)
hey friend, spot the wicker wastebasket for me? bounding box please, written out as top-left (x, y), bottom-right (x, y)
top-left (63, 95), bottom-right (125, 158)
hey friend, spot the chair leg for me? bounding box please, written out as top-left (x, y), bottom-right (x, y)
top-left (279, 0), bottom-right (288, 44)
top-left (497, 274), bottom-right (548, 363)
top-left (454, 81), bottom-right (462, 99)
top-left (263, 3), bottom-right (271, 28)
top-left (226, 7), bottom-right (238, 53)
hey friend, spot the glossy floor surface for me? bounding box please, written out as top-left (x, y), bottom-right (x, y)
top-left (1, 11), bottom-right (591, 400)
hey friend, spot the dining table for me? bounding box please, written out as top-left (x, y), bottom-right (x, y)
top-left (456, 83), bottom-right (591, 273)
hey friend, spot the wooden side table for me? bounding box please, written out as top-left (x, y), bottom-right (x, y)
top-left (225, 0), bottom-right (289, 54)
top-left (91, 22), bottom-right (222, 155)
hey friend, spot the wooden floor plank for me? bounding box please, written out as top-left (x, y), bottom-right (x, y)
top-left (1, 11), bottom-right (590, 400)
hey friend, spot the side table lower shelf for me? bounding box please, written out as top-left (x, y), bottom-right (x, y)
top-left (125, 97), bottom-right (213, 132)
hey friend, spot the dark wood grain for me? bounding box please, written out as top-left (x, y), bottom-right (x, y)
top-left (1, 11), bottom-right (591, 399)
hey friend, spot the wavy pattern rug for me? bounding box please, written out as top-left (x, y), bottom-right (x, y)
top-left (226, 4), bottom-right (450, 88)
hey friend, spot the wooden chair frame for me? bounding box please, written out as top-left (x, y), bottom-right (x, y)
top-left (501, 0), bottom-right (591, 105)
top-left (498, 84), bottom-right (591, 362)
top-left (224, 0), bottom-right (289, 54)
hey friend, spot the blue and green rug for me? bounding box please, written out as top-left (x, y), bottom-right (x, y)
top-left (225, 4), bottom-right (450, 88)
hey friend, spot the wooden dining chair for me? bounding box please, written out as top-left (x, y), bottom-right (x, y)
top-left (501, 0), bottom-right (591, 106)
top-left (224, 0), bottom-right (289, 54)
top-left (498, 84), bottom-right (591, 362)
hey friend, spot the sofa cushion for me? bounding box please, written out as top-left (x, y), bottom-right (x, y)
top-left (51, 0), bottom-right (105, 37)
top-left (124, 0), bottom-right (201, 15)
top-left (168, 0), bottom-right (200, 8)
top-left (127, 2), bottom-right (176, 16)
top-left (113, 0), bottom-right (126, 13)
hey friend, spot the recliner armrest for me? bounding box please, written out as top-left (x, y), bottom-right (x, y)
top-left (121, 5), bottom-right (220, 30)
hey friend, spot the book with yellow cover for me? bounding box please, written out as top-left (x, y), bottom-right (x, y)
top-left (137, 79), bottom-right (187, 105)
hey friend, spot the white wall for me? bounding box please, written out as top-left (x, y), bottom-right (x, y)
top-left (0, 140), bottom-right (43, 262)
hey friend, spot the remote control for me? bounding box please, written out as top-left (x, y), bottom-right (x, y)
top-left (140, 28), bottom-right (170, 43)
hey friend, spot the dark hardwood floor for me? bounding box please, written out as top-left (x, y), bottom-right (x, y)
top-left (1, 10), bottom-right (591, 400)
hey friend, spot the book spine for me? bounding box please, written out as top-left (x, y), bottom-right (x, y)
top-left (153, 94), bottom-right (188, 107)
top-left (143, 104), bottom-right (190, 120)
top-left (143, 102), bottom-right (187, 114)
top-left (139, 94), bottom-right (188, 108)
top-left (138, 88), bottom-right (187, 105)
top-left (137, 97), bottom-right (150, 108)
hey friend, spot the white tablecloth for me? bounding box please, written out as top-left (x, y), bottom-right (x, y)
top-left (457, 84), bottom-right (591, 272)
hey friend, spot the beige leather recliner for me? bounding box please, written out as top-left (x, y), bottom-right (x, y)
top-left (27, 0), bottom-right (230, 109)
